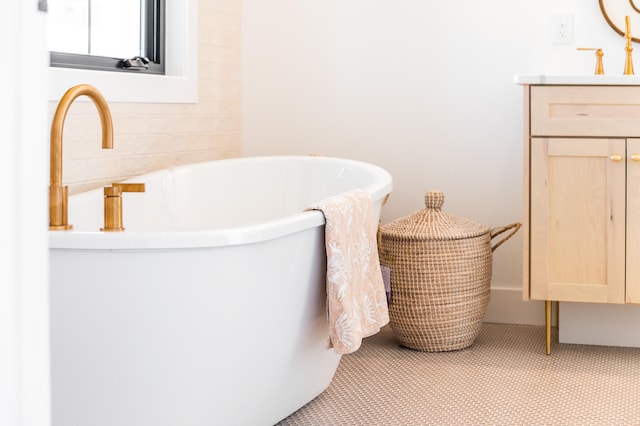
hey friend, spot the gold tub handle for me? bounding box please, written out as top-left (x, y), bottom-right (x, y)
top-left (101, 183), bottom-right (146, 232)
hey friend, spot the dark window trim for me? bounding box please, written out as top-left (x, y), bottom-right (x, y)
top-left (49, 0), bottom-right (165, 75)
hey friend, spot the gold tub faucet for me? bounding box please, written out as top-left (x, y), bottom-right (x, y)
top-left (49, 84), bottom-right (114, 230)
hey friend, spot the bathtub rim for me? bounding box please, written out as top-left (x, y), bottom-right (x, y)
top-left (49, 156), bottom-right (392, 250)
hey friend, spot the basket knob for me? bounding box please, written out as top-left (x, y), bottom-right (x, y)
top-left (424, 191), bottom-right (444, 210)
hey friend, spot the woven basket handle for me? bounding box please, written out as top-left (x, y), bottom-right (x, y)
top-left (377, 223), bottom-right (392, 264)
top-left (490, 223), bottom-right (522, 252)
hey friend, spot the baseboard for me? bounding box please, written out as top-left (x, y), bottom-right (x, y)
top-left (484, 286), bottom-right (547, 326)
top-left (483, 288), bottom-right (640, 348)
top-left (559, 302), bottom-right (640, 348)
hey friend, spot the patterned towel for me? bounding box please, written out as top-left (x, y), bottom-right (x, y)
top-left (306, 189), bottom-right (390, 354)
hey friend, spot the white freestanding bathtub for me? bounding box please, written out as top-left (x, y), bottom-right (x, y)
top-left (49, 155), bottom-right (393, 426)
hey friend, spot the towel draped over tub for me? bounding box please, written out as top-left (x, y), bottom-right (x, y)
top-left (306, 189), bottom-right (390, 354)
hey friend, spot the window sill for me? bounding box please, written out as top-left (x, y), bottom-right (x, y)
top-left (48, 0), bottom-right (197, 104)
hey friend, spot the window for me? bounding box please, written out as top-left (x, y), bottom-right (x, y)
top-left (48, 0), bottom-right (164, 74)
top-left (48, 0), bottom-right (198, 103)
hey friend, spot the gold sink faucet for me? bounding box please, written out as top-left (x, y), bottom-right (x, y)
top-left (625, 15), bottom-right (635, 75)
top-left (49, 84), bottom-right (114, 230)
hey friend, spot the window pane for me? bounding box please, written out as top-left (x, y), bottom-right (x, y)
top-left (48, 0), bottom-right (164, 75)
top-left (48, 0), bottom-right (141, 58)
top-left (91, 0), bottom-right (141, 58)
top-left (47, 0), bottom-right (89, 55)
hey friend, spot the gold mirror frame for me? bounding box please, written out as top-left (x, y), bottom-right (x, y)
top-left (600, 0), bottom-right (640, 42)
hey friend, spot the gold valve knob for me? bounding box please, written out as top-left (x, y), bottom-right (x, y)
top-left (101, 182), bottom-right (146, 232)
top-left (577, 48), bottom-right (604, 75)
top-left (631, 154), bottom-right (640, 161)
top-left (611, 154), bottom-right (623, 162)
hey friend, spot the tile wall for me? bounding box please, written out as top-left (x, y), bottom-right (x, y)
top-left (50, 0), bottom-right (242, 194)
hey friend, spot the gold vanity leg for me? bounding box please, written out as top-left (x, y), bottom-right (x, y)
top-left (545, 300), bottom-right (552, 355)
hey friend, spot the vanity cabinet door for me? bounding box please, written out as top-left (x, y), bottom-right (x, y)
top-left (626, 138), bottom-right (640, 304)
top-left (529, 138), bottom-right (626, 303)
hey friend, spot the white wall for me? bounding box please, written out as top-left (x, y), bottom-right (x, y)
top-left (242, 1), bottom-right (633, 325)
top-left (1, 3), bottom-right (50, 426)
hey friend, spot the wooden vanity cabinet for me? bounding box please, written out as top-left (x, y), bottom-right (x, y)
top-left (523, 85), bottom-right (640, 346)
top-left (529, 136), bottom-right (627, 304)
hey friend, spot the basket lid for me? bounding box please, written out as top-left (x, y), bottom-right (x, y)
top-left (381, 191), bottom-right (489, 241)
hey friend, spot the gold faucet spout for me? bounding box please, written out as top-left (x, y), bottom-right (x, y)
top-left (50, 84), bottom-right (114, 230)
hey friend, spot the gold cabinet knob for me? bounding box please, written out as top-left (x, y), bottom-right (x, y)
top-left (631, 154), bottom-right (640, 162)
top-left (611, 154), bottom-right (623, 162)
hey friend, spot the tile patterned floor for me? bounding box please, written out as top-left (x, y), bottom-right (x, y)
top-left (278, 323), bottom-right (640, 425)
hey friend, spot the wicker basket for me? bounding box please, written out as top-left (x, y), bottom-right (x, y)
top-left (378, 191), bottom-right (520, 352)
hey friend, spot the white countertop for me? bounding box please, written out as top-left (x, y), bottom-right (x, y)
top-left (515, 74), bottom-right (640, 85)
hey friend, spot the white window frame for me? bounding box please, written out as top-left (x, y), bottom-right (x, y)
top-left (48, 0), bottom-right (198, 104)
